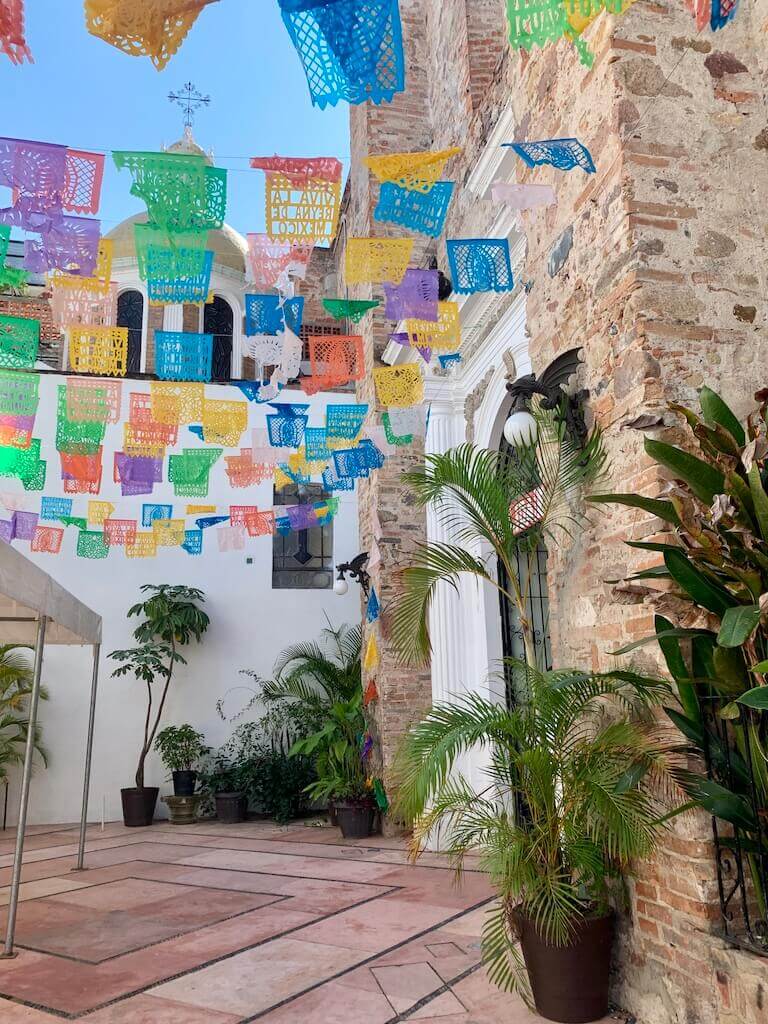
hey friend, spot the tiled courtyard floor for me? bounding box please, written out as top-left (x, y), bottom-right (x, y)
top-left (0, 819), bottom-right (618, 1023)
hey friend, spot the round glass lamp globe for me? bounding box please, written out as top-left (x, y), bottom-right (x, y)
top-left (333, 577), bottom-right (349, 596)
top-left (503, 410), bottom-right (538, 448)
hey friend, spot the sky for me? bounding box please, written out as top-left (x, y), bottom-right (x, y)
top-left (0, 1), bottom-right (351, 237)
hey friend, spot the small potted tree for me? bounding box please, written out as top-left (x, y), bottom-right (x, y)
top-left (290, 694), bottom-right (375, 839)
top-left (154, 724), bottom-right (208, 796)
top-left (110, 585), bottom-right (210, 828)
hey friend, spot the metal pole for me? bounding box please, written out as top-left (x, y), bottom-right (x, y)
top-left (74, 643), bottom-right (101, 872)
top-left (2, 615), bottom-right (47, 959)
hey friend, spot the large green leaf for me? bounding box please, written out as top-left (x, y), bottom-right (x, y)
top-left (588, 493), bottom-right (679, 525)
top-left (737, 686), bottom-right (768, 711)
top-left (645, 438), bottom-right (725, 504)
top-left (717, 605), bottom-right (761, 648)
top-left (747, 465), bottom-right (768, 543)
top-left (712, 645), bottom-right (751, 694)
top-left (611, 627), bottom-right (708, 657)
top-left (655, 615), bottom-right (698, 721)
top-left (664, 548), bottom-right (736, 617)
top-left (699, 387), bottom-right (746, 447)
top-left (678, 772), bottom-right (757, 832)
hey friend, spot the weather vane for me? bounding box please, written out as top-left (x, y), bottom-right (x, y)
top-left (168, 82), bottom-right (210, 129)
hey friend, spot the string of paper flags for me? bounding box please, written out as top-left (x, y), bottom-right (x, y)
top-left (0, 1), bottom-right (741, 75)
top-left (0, 128), bottom-right (603, 559)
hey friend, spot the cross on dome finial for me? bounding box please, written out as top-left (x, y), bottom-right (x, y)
top-left (168, 82), bottom-right (210, 130)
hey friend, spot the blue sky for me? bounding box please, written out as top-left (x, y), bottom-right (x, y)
top-left (0, 1), bottom-right (351, 236)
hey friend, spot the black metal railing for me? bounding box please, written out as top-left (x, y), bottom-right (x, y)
top-left (701, 694), bottom-right (768, 955)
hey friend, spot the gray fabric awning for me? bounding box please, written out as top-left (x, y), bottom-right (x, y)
top-left (0, 540), bottom-right (101, 645)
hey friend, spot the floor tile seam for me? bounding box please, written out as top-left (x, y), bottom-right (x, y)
top-left (12, 894), bottom-right (292, 966)
top-left (3, 873), bottom-right (292, 906)
top-left (392, 962), bottom-right (481, 1022)
top-left (147, 830), bottom-right (483, 873)
top-left (236, 896), bottom-right (495, 1024)
top-left (8, 887), bottom-right (403, 1020)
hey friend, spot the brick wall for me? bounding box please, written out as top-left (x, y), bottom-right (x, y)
top-left (348, 0), bottom-right (768, 1017)
top-left (344, 0), bottom-right (435, 811)
top-left (0, 293), bottom-right (62, 367)
top-left (145, 303), bottom-right (164, 374)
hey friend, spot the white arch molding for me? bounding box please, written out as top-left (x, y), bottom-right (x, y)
top-left (423, 293), bottom-right (529, 800)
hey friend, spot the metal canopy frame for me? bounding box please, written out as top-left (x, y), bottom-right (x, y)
top-left (0, 540), bottom-right (102, 958)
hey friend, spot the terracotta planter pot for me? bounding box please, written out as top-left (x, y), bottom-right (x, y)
top-left (512, 909), bottom-right (614, 1024)
top-left (335, 800), bottom-right (374, 839)
top-left (121, 787), bottom-right (159, 828)
top-left (162, 794), bottom-right (202, 825)
top-left (215, 792), bottom-right (247, 824)
top-left (172, 770), bottom-right (197, 796)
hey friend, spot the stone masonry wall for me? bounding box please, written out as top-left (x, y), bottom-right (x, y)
top-left (344, 0), bottom-right (435, 808)
top-left (348, 0), bottom-right (768, 1018)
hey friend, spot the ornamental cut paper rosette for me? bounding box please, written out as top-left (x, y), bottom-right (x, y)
top-left (279, 0), bottom-right (406, 109)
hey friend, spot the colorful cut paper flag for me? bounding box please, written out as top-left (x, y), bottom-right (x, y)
top-left (505, 138), bottom-right (596, 174)
top-left (365, 148), bottom-right (461, 194)
top-left (279, 0), bottom-right (406, 109)
top-left (344, 237), bottom-right (413, 286)
top-left (86, 2), bottom-right (215, 70)
top-left (490, 182), bottom-right (557, 209)
top-left (447, 239), bottom-right (514, 295)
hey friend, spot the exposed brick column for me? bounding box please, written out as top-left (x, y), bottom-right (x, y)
top-left (343, 1), bottom-right (437, 818)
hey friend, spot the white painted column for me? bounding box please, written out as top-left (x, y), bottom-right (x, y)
top-left (163, 305), bottom-right (184, 333)
top-left (424, 384), bottom-right (467, 708)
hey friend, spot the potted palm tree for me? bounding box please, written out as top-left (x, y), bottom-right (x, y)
top-left (290, 694), bottom-right (374, 839)
top-left (110, 585), bottom-right (210, 828)
top-left (390, 409), bottom-right (683, 1022)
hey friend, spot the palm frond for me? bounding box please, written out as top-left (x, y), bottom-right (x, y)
top-left (391, 543), bottom-right (495, 666)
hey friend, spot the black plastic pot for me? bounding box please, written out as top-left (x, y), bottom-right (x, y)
top-left (327, 801), bottom-right (338, 826)
top-left (215, 791), bottom-right (247, 824)
top-left (121, 787), bottom-right (159, 828)
top-left (512, 909), bottom-right (615, 1023)
top-left (172, 770), bottom-right (197, 796)
top-left (335, 800), bottom-right (375, 839)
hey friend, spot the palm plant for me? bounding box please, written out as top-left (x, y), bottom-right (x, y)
top-left (0, 644), bottom-right (47, 781)
top-left (393, 662), bottom-right (682, 1003)
top-left (230, 622), bottom-right (363, 743)
top-left (391, 409), bottom-right (605, 667)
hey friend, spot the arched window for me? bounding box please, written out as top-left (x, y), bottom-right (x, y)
top-left (497, 435), bottom-right (552, 690)
top-left (116, 290), bottom-right (143, 375)
top-left (204, 295), bottom-right (234, 382)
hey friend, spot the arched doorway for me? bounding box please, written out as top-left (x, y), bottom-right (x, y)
top-left (116, 290), bottom-right (143, 375)
top-left (497, 435), bottom-right (552, 700)
top-left (204, 296), bottom-right (234, 382)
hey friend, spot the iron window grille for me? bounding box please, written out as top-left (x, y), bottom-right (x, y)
top-left (272, 482), bottom-right (334, 590)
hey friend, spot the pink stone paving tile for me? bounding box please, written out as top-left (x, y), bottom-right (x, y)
top-left (82, 992), bottom-right (242, 1023)
top-left (451, 971), bottom-right (617, 1023)
top-left (0, 999), bottom-right (64, 1022)
top-left (44, 877), bottom-right (183, 911)
top-left (257, 977), bottom-right (394, 1023)
top-left (296, 897), bottom-right (464, 954)
top-left (175, 848), bottom-right (399, 883)
top-left (149, 937), bottom-right (365, 1017)
top-left (371, 962), bottom-right (446, 1014)
top-left (2, 882), bottom-right (279, 962)
top-left (410, 990), bottom-right (467, 1018)
top-left (0, 876), bottom-right (90, 905)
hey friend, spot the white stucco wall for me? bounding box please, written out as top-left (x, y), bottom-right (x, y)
top-left (3, 374), bottom-right (360, 825)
